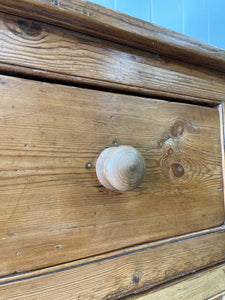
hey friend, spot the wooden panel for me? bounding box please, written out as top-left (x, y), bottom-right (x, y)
top-left (126, 263), bottom-right (225, 300)
top-left (1, 228), bottom-right (225, 299)
top-left (0, 74), bottom-right (223, 276)
top-left (1, 13), bottom-right (225, 103)
top-left (209, 294), bottom-right (225, 300)
top-left (1, 0), bottom-right (225, 73)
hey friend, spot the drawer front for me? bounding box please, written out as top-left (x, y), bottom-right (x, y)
top-left (1, 13), bottom-right (225, 104)
top-left (1, 229), bottom-right (225, 299)
top-left (125, 264), bottom-right (225, 300)
top-left (0, 75), bottom-right (224, 276)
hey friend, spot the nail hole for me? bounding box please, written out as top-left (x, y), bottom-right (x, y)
top-left (112, 140), bottom-right (119, 146)
top-left (55, 245), bottom-right (63, 249)
top-left (86, 162), bottom-right (92, 169)
top-left (132, 274), bottom-right (140, 284)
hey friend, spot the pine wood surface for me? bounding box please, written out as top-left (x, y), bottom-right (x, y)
top-left (0, 1), bottom-right (225, 297)
top-left (210, 294), bottom-right (225, 300)
top-left (0, 226), bottom-right (222, 285)
top-left (0, 0), bottom-right (225, 74)
top-left (126, 263), bottom-right (225, 300)
top-left (0, 74), bottom-right (223, 277)
top-left (0, 227), bottom-right (225, 299)
top-left (1, 13), bottom-right (225, 103)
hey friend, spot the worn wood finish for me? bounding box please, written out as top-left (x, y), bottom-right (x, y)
top-left (126, 263), bottom-right (225, 300)
top-left (0, 1), bottom-right (225, 296)
top-left (209, 294), bottom-right (225, 300)
top-left (1, 228), bottom-right (225, 299)
top-left (0, 74), bottom-right (223, 277)
top-left (0, 62), bottom-right (221, 107)
top-left (1, 0), bottom-right (225, 74)
top-left (0, 226), bottom-right (222, 285)
top-left (1, 13), bottom-right (225, 103)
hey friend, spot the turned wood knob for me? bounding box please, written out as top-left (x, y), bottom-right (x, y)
top-left (96, 145), bottom-right (145, 192)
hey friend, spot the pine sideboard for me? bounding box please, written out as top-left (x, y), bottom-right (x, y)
top-left (0, 1), bottom-right (225, 299)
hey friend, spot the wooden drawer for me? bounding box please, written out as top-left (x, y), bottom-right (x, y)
top-left (126, 264), bottom-right (225, 300)
top-left (2, 259), bottom-right (225, 299)
top-left (1, 0), bottom-right (225, 298)
top-left (0, 74), bottom-right (223, 277)
top-left (1, 12), bottom-right (225, 105)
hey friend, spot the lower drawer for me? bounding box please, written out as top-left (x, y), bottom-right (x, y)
top-left (127, 263), bottom-right (225, 300)
top-left (0, 74), bottom-right (224, 276)
top-left (1, 229), bottom-right (225, 299)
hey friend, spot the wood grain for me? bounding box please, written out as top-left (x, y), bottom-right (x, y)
top-left (210, 294), bottom-right (225, 300)
top-left (0, 226), bottom-right (222, 285)
top-left (126, 263), bottom-right (225, 300)
top-left (0, 74), bottom-right (223, 277)
top-left (0, 0), bottom-right (225, 74)
top-left (1, 13), bottom-right (225, 103)
top-left (0, 228), bottom-right (225, 299)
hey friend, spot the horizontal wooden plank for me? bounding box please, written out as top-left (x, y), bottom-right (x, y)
top-left (0, 74), bottom-right (223, 277)
top-left (0, 226), bottom-right (221, 285)
top-left (0, 0), bottom-right (225, 74)
top-left (1, 227), bottom-right (225, 299)
top-left (0, 62), bottom-right (220, 106)
top-left (1, 13), bottom-right (225, 102)
top-left (210, 294), bottom-right (225, 300)
top-left (126, 263), bottom-right (225, 300)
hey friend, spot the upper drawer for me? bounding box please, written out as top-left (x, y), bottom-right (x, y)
top-left (1, 13), bottom-right (225, 103)
top-left (0, 75), bottom-right (224, 276)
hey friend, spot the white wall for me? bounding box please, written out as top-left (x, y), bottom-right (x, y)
top-left (91, 0), bottom-right (225, 49)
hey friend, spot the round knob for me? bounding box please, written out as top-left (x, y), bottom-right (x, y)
top-left (96, 145), bottom-right (145, 192)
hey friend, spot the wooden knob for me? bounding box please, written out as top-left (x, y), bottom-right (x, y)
top-left (96, 145), bottom-right (145, 192)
